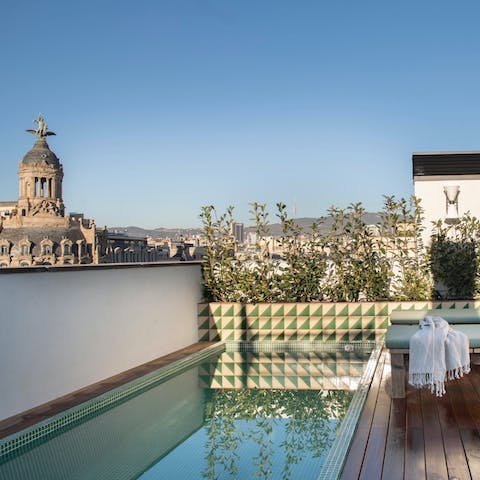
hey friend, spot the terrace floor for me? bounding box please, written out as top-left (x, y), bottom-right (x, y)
top-left (341, 349), bottom-right (480, 480)
top-left (3, 342), bottom-right (480, 479)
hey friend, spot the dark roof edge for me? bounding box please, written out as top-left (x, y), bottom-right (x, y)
top-left (413, 151), bottom-right (480, 155)
top-left (0, 261), bottom-right (202, 275)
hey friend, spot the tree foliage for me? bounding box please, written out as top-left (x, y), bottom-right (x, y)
top-left (200, 198), bottom-right (480, 302)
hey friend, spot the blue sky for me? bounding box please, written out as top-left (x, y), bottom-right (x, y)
top-left (2, 1), bottom-right (480, 228)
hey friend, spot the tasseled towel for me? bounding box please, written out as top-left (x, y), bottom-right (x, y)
top-left (408, 316), bottom-right (470, 397)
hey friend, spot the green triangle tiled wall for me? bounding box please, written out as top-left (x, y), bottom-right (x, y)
top-left (197, 301), bottom-right (480, 342)
top-left (198, 351), bottom-right (368, 390)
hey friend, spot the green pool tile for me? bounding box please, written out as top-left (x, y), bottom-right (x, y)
top-left (248, 317), bottom-right (259, 330)
top-left (223, 318), bottom-right (235, 329)
top-left (198, 318), bottom-right (210, 330)
top-left (272, 305), bottom-right (284, 317)
top-left (263, 363), bottom-right (273, 374)
top-left (198, 331), bottom-right (209, 341)
top-left (299, 332), bottom-right (312, 341)
top-left (272, 318), bottom-right (284, 330)
top-left (311, 304), bottom-right (322, 316)
top-left (376, 305), bottom-right (388, 316)
top-left (336, 317), bottom-right (349, 329)
top-left (260, 318), bottom-right (272, 330)
top-left (212, 317), bottom-right (223, 327)
top-left (299, 376), bottom-right (311, 388)
top-left (223, 331), bottom-right (235, 341)
top-left (249, 362), bottom-right (260, 374)
top-left (324, 305), bottom-right (336, 316)
top-left (198, 304), bottom-right (210, 317)
top-left (311, 318), bottom-right (323, 329)
top-left (260, 305), bottom-right (272, 316)
top-left (274, 376), bottom-right (286, 387)
top-left (286, 305), bottom-right (297, 316)
top-left (249, 376), bottom-right (260, 387)
top-left (299, 318), bottom-right (310, 330)
top-left (298, 305), bottom-right (310, 316)
top-left (223, 362), bottom-right (235, 374)
top-left (363, 305), bottom-right (375, 316)
top-left (324, 318), bottom-right (336, 330)
top-left (350, 305), bottom-right (362, 316)
top-left (222, 305), bottom-right (234, 316)
top-left (349, 318), bottom-right (362, 329)
top-left (286, 318), bottom-right (297, 330)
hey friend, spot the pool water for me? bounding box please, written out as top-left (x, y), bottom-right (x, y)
top-left (0, 345), bottom-right (376, 480)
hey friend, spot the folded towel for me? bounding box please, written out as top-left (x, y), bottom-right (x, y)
top-left (408, 316), bottom-right (470, 397)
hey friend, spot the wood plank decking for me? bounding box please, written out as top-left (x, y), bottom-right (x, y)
top-left (341, 349), bottom-right (480, 480)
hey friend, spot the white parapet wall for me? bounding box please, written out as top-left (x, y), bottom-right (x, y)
top-left (414, 176), bottom-right (480, 243)
top-left (0, 262), bottom-right (204, 422)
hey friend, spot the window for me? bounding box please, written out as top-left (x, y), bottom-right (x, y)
top-left (0, 245), bottom-right (7, 255)
top-left (21, 245), bottom-right (28, 255)
top-left (42, 245), bottom-right (51, 255)
top-left (64, 244), bottom-right (71, 255)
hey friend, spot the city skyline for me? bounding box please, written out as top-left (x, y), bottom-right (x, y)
top-left (2, 1), bottom-right (480, 228)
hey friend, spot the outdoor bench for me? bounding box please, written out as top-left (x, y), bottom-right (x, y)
top-left (385, 309), bottom-right (480, 398)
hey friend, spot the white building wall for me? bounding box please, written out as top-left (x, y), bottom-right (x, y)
top-left (0, 262), bottom-right (203, 421)
top-left (414, 176), bottom-right (480, 243)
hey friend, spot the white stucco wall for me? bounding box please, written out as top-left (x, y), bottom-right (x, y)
top-left (414, 176), bottom-right (480, 243)
top-left (0, 262), bottom-right (203, 421)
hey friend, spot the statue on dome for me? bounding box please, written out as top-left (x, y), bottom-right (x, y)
top-left (25, 115), bottom-right (56, 138)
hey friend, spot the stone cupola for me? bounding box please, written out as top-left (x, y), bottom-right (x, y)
top-left (16, 115), bottom-right (66, 225)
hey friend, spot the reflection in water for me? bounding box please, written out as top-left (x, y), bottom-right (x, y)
top-left (201, 389), bottom-right (352, 480)
top-left (1, 348), bottom-right (366, 480)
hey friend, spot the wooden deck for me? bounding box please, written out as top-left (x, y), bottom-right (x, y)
top-left (341, 349), bottom-right (480, 480)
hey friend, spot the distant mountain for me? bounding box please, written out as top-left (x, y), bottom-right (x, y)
top-left (246, 212), bottom-right (382, 236)
top-left (109, 212), bottom-right (382, 239)
top-left (108, 226), bottom-right (203, 239)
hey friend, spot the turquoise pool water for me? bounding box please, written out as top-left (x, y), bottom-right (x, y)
top-left (0, 343), bottom-right (379, 480)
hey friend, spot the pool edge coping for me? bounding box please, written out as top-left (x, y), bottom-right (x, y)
top-left (316, 342), bottom-right (384, 480)
top-left (0, 342), bottom-right (226, 460)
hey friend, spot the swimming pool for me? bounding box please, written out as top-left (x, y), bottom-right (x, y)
top-left (0, 342), bottom-right (380, 480)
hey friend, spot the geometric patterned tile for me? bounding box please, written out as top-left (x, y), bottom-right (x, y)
top-left (198, 301), bottom-right (480, 344)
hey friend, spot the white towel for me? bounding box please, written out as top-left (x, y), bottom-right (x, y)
top-left (408, 316), bottom-right (470, 397)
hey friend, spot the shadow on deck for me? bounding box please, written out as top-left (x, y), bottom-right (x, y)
top-left (342, 349), bottom-right (480, 480)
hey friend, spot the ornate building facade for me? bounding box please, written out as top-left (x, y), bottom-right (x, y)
top-left (0, 116), bottom-right (175, 267)
top-left (0, 116), bottom-right (97, 267)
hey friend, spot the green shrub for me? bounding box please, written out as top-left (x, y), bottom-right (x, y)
top-left (430, 214), bottom-right (480, 299)
top-left (200, 199), bottom-right (480, 302)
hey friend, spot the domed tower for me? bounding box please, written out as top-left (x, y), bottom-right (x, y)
top-left (16, 115), bottom-right (66, 226)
